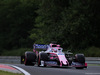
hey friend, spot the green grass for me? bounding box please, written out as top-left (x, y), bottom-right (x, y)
top-left (88, 64), bottom-right (100, 66)
top-left (0, 70), bottom-right (23, 75)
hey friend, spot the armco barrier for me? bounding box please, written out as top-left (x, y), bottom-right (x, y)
top-left (0, 56), bottom-right (20, 64)
top-left (85, 57), bottom-right (100, 64)
top-left (0, 56), bottom-right (100, 64)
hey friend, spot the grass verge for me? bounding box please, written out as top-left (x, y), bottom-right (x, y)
top-left (0, 70), bottom-right (23, 75)
top-left (88, 64), bottom-right (100, 66)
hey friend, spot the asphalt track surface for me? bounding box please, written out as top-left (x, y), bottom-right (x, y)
top-left (15, 64), bottom-right (100, 75)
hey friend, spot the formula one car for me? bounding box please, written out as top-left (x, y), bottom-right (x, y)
top-left (24, 43), bottom-right (87, 69)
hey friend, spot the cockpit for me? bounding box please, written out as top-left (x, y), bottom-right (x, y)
top-left (51, 48), bottom-right (63, 53)
top-left (45, 43), bottom-right (63, 53)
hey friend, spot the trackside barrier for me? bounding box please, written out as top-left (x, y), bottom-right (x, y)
top-left (85, 57), bottom-right (100, 64)
top-left (0, 56), bottom-right (20, 64)
top-left (0, 56), bottom-right (100, 64)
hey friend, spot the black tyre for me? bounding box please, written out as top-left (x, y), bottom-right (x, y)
top-left (75, 54), bottom-right (85, 69)
top-left (75, 54), bottom-right (85, 63)
top-left (40, 53), bottom-right (48, 61)
top-left (24, 51), bottom-right (36, 66)
top-left (38, 53), bottom-right (48, 67)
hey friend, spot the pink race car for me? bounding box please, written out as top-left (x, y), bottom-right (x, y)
top-left (24, 43), bottom-right (87, 69)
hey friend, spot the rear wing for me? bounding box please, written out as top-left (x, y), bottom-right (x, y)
top-left (33, 44), bottom-right (49, 50)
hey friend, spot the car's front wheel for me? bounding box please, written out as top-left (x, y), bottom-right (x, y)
top-left (38, 53), bottom-right (48, 67)
top-left (75, 54), bottom-right (85, 69)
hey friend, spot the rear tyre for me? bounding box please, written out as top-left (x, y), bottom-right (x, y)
top-left (24, 51), bottom-right (36, 66)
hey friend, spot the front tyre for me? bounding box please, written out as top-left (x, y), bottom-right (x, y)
top-left (75, 54), bottom-right (85, 69)
top-left (75, 54), bottom-right (85, 63)
top-left (38, 53), bottom-right (48, 67)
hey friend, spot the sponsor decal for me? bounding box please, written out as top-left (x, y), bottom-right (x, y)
top-left (71, 62), bottom-right (84, 66)
top-left (58, 53), bottom-right (64, 55)
top-left (45, 61), bottom-right (57, 65)
top-left (33, 44), bottom-right (49, 49)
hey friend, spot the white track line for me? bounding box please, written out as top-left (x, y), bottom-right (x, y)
top-left (85, 73), bottom-right (100, 75)
top-left (11, 65), bottom-right (30, 75)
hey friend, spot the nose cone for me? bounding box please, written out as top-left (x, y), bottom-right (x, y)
top-left (58, 55), bottom-right (68, 65)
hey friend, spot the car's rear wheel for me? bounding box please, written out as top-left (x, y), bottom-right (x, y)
top-left (24, 51), bottom-right (36, 66)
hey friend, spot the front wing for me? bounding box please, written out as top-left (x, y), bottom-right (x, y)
top-left (39, 60), bottom-right (87, 68)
